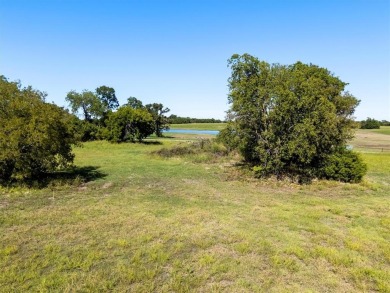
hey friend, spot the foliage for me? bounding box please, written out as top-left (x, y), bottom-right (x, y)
top-left (106, 106), bottom-right (155, 142)
top-left (319, 149), bottom-right (367, 183)
top-left (126, 96), bottom-right (144, 109)
top-left (360, 117), bottom-right (381, 129)
top-left (145, 103), bottom-right (170, 137)
top-left (168, 114), bottom-right (223, 124)
top-left (69, 117), bottom-right (108, 142)
top-left (66, 86), bottom-right (118, 140)
top-left (0, 76), bottom-right (79, 182)
top-left (220, 53), bottom-right (365, 183)
top-left (217, 124), bottom-right (239, 153)
top-left (96, 85), bottom-right (119, 111)
top-left (125, 98), bottom-right (171, 137)
top-left (65, 90), bottom-right (104, 122)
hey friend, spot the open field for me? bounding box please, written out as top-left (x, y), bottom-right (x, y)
top-left (372, 126), bottom-right (390, 136)
top-left (351, 127), bottom-right (390, 152)
top-left (0, 130), bottom-right (389, 292)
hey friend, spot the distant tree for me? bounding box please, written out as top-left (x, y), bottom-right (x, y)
top-left (126, 97), bottom-right (144, 109)
top-left (145, 103), bottom-right (170, 137)
top-left (106, 106), bottom-right (154, 142)
top-left (168, 114), bottom-right (223, 124)
top-left (219, 54), bottom-right (366, 183)
top-left (0, 76), bottom-right (79, 182)
top-left (360, 117), bottom-right (381, 129)
top-left (65, 90), bottom-right (104, 122)
top-left (96, 85), bottom-right (119, 111)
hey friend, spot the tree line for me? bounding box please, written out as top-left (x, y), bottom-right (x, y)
top-left (168, 115), bottom-right (224, 124)
top-left (65, 88), bottom-right (170, 142)
top-left (1, 54), bottom-right (372, 184)
top-left (0, 76), bottom-right (171, 183)
top-left (359, 118), bottom-right (388, 129)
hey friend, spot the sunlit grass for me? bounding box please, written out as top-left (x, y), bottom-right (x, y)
top-left (0, 134), bottom-right (389, 291)
top-left (373, 126), bottom-right (390, 135)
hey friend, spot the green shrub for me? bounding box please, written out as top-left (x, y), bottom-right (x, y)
top-left (360, 118), bottom-right (381, 129)
top-left (319, 150), bottom-right (367, 183)
top-left (0, 76), bottom-right (80, 182)
top-left (106, 106), bottom-right (154, 142)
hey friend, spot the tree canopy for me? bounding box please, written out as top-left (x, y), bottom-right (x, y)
top-left (96, 85), bottom-right (119, 111)
top-left (66, 86), bottom-right (118, 122)
top-left (106, 106), bottom-right (155, 142)
top-left (145, 103), bottom-right (170, 137)
top-left (219, 54), bottom-right (366, 183)
top-left (0, 76), bottom-right (79, 182)
top-left (126, 97), bottom-right (144, 109)
top-left (65, 90), bottom-right (104, 122)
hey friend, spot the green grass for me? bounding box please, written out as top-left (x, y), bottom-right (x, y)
top-left (169, 123), bottom-right (226, 131)
top-left (1, 134), bottom-right (389, 292)
top-left (374, 126), bottom-right (390, 135)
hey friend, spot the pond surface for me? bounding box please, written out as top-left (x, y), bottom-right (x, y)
top-left (164, 129), bottom-right (219, 135)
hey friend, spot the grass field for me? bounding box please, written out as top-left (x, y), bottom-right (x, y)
top-left (351, 126), bottom-right (390, 152)
top-left (370, 126), bottom-right (390, 136)
top-left (0, 129), bottom-right (389, 292)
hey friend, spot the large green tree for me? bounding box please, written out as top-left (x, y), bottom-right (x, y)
top-left (220, 54), bottom-right (366, 183)
top-left (0, 76), bottom-right (79, 182)
top-left (106, 106), bottom-right (155, 142)
top-left (96, 85), bottom-right (119, 111)
top-left (65, 90), bottom-right (104, 122)
top-left (126, 96), bottom-right (144, 109)
top-left (145, 103), bottom-right (170, 137)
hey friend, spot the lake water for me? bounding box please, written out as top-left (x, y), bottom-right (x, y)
top-left (164, 129), bottom-right (219, 135)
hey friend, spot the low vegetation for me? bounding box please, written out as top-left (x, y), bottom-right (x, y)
top-left (0, 129), bottom-right (389, 292)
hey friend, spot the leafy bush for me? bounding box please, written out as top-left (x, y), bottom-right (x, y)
top-left (360, 118), bottom-right (381, 129)
top-left (0, 76), bottom-right (79, 182)
top-left (220, 54), bottom-right (366, 183)
top-left (106, 106), bottom-right (155, 142)
top-left (155, 145), bottom-right (195, 157)
top-left (319, 150), bottom-right (367, 183)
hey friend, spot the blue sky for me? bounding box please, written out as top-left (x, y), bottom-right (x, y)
top-left (1, 0), bottom-right (389, 120)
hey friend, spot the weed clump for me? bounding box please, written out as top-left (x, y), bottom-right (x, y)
top-left (155, 145), bottom-right (195, 157)
top-left (153, 139), bottom-right (229, 161)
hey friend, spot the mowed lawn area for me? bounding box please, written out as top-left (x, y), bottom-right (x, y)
top-left (0, 128), bottom-right (389, 292)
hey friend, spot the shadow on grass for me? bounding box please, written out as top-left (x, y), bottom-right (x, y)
top-left (1, 166), bottom-right (107, 189)
top-left (140, 140), bottom-right (163, 145)
top-left (160, 135), bottom-right (175, 139)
